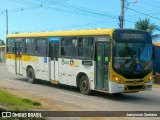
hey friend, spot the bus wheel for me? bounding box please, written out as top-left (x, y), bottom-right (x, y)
top-left (79, 75), bottom-right (91, 95)
top-left (27, 68), bottom-right (36, 83)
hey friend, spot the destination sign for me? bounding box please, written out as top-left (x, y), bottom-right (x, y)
top-left (120, 33), bottom-right (146, 40)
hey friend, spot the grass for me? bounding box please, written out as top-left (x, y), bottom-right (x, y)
top-left (0, 89), bottom-right (41, 111)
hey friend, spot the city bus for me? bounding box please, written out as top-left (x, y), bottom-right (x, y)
top-left (6, 28), bottom-right (153, 94)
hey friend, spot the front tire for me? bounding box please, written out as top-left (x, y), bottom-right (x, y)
top-left (79, 75), bottom-right (91, 95)
top-left (27, 68), bottom-right (36, 83)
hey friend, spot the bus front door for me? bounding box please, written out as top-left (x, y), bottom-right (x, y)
top-left (49, 42), bottom-right (59, 82)
top-left (96, 42), bottom-right (110, 91)
top-left (15, 42), bottom-right (23, 75)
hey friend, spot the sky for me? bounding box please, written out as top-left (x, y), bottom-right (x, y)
top-left (0, 0), bottom-right (160, 42)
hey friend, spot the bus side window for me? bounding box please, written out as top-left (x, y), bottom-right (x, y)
top-left (37, 38), bottom-right (48, 56)
top-left (78, 37), bottom-right (93, 58)
top-left (61, 47), bottom-right (66, 56)
top-left (61, 37), bottom-right (78, 57)
top-left (25, 38), bottom-right (36, 55)
top-left (60, 37), bottom-right (93, 58)
top-left (7, 39), bottom-right (15, 53)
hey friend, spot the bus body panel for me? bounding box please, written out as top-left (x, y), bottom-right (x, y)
top-left (6, 57), bottom-right (16, 74)
top-left (109, 81), bottom-right (124, 93)
top-left (144, 81), bottom-right (153, 91)
top-left (6, 54), bottom-right (52, 82)
top-left (58, 58), bottom-right (95, 89)
top-left (50, 60), bottom-right (59, 81)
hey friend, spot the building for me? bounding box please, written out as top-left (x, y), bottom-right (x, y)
top-left (0, 45), bottom-right (6, 63)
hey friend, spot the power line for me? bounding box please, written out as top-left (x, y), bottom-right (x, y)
top-left (126, 11), bottom-right (160, 18)
top-left (7, 0), bottom-right (37, 6)
top-left (42, 5), bottom-right (116, 19)
top-left (14, 0), bottom-right (119, 20)
top-left (8, 0), bottom-right (135, 24)
top-left (138, 0), bottom-right (160, 8)
top-left (11, 5), bottom-right (42, 13)
top-left (0, 5), bottom-right (42, 15)
top-left (4, 0), bottom-right (135, 28)
top-left (150, 0), bottom-right (160, 5)
top-left (124, 19), bottom-right (135, 24)
top-left (39, 0), bottom-right (117, 17)
top-left (127, 8), bottom-right (160, 21)
top-left (142, 0), bottom-right (160, 7)
top-left (44, 0), bottom-right (137, 26)
top-left (55, 19), bottom-right (118, 30)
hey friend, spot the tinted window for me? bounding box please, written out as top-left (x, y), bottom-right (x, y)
top-left (61, 37), bottom-right (78, 57)
top-left (61, 37), bottom-right (93, 58)
top-left (7, 39), bottom-right (15, 53)
top-left (25, 38), bottom-right (36, 55)
top-left (78, 37), bottom-right (93, 58)
top-left (37, 38), bottom-right (48, 56)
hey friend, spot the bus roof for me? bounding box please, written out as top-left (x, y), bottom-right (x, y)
top-left (6, 28), bottom-right (115, 38)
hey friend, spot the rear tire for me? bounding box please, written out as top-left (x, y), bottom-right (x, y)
top-left (27, 68), bottom-right (36, 83)
top-left (79, 75), bottom-right (91, 95)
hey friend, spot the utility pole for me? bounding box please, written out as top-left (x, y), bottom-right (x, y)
top-left (119, 0), bottom-right (124, 28)
top-left (6, 9), bottom-right (8, 34)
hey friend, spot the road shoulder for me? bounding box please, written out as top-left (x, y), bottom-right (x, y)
top-left (153, 84), bottom-right (160, 88)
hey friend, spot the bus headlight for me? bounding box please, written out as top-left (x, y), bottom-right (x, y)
top-left (149, 76), bottom-right (152, 80)
top-left (113, 76), bottom-right (124, 84)
top-left (145, 75), bottom-right (152, 83)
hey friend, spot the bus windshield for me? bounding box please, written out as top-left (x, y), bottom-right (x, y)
top-left (113, 42), bottom-right (152, 76)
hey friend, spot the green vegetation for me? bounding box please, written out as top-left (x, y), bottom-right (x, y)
top-left (0, 89), bottom-right (45, 119)
top-left (135, 18), bottom-right (160, 35)
top-left (0, 39), bottom-right (5, 45)
top-left (0, 89), bottom-right (41, 111)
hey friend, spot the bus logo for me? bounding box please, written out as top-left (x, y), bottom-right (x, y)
top-left (70, 60), bottom-right (74, 67)
top-left (70, 60), bottom-right (79, 67)
top-left (133, 80), bottom-right (137, 84)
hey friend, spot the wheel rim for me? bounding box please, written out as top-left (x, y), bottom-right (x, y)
top-left (28, 71), bottom-right (33, 79)
top-left (81, 79), bottom-right (88, 91)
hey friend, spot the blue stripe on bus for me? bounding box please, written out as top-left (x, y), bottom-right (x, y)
top-left (49, 37), bottom-right (60, 42)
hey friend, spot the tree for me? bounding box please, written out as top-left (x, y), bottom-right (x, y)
top-left (0, 39), bottom-right (5, 45)
top-left (135, 18), bottom-right (159, 34)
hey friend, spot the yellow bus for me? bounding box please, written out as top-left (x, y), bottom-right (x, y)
top-left (6, 28), bottom-right (153, 94)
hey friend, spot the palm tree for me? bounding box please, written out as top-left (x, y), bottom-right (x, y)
top-left (135, 18), bottom-right (159, 34)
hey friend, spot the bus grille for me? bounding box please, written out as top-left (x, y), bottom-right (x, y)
top-left (127, 85), bottom-right (144, 90)
top-left (122, 74), bottom-right (148, 79)
top-left (125, 80), bottom-right (143, 84)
